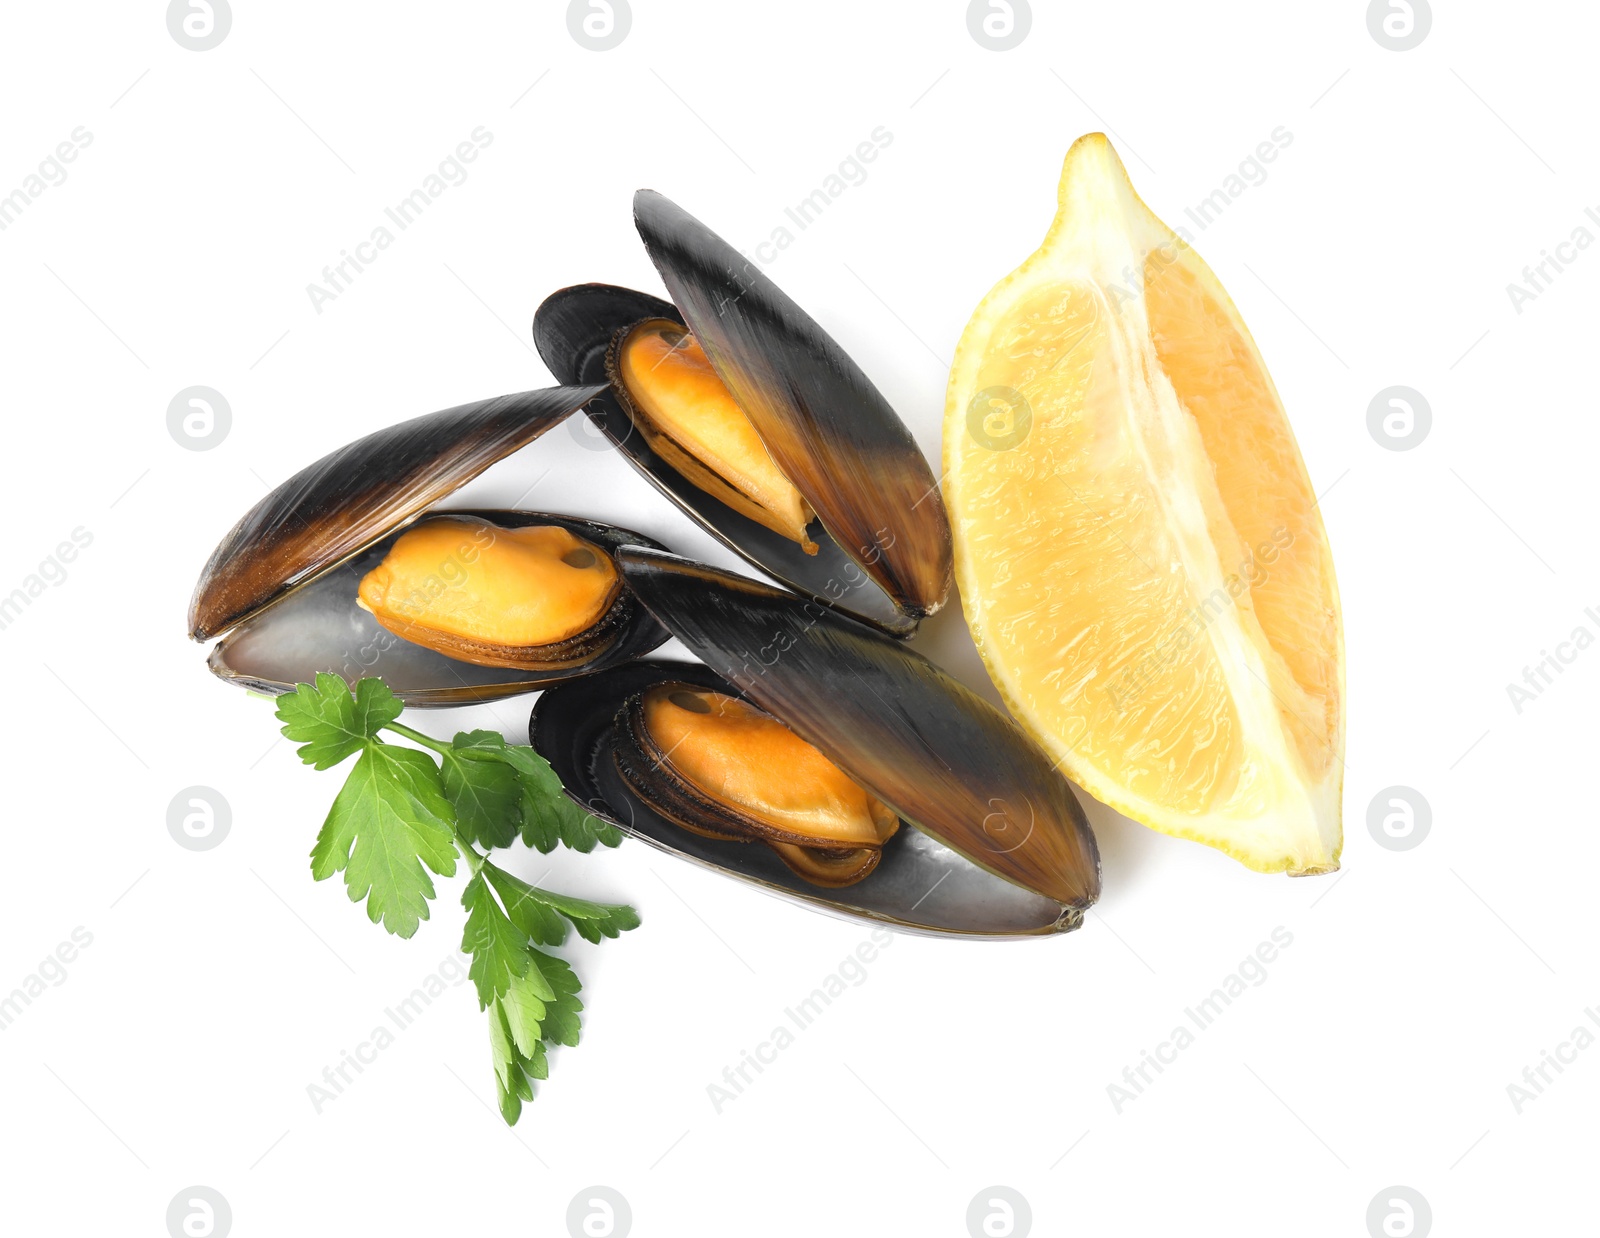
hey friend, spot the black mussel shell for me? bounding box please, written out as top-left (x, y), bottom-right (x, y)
top-left (532, 660), bottom-right (1079, 937)
top-left (206, 511), bottom-right (672, 707)
top-left (534, 284), bottom-right (914, 636)
top-left (632, 190), bottom-right (953, 618)
top-left (188, 384), bottom-right (603, 641)
top-left (613, 547), bottom-right (1101, 910)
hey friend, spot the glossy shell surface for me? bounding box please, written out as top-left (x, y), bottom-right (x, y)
top-left (631, 190), bottom-right (952, 618)
top-left (532, 660), bottom-right (1079, 937)
top-left (612, 547), bottom-right (1101, 910)
top-left (189, 384), bottom-right (603, 641)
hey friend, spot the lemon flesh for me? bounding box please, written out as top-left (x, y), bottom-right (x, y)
top-left (943, 133), bottom-right (1343, 875)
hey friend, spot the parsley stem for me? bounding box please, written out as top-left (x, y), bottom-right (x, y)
top-left (384, 720), bottom-right (451, 754)
top-left (455, 829), bottom-right (486, 875)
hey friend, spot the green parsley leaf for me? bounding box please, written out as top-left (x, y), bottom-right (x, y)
top-left (439, 732), bottom-right (523, 850)
top-left (494, 744), bottom-right (623, 853)
top-left (498, 965), bottom-right (553, 1055)
top-left (309, 744), bottom-right (458, 938)
top-left (275, 676), bottom-right (636, 1126)
top-left (515, 772), bottom-right (562, 853)
top-left (554, 810), bottom-right (625, 854)
top-left (461, 872), bottom-right (534, 1006)
top-left (489, 971), bottom-right (553, 1125)
top-left (483, 864), bottom-right (569, 947)
top-left (547, 893), bottom-right (641, 945)
top-left (276, 673), bottom-right (403, 769)
top-left (436, 729), bottom-right (624, 854)
top-left (529, 949), bottom-right (584, 1047)
top-left (487, 948), bottom-right (581, 1125)
top-left (487, 1003), bottom-right (525, 1123)
top-left (486, 863), bottom-right (640, 946)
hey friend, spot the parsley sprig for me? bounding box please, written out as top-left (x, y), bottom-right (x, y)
top-left (275, 673), bottom-right (639, 1124)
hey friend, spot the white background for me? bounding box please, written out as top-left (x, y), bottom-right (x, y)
top-left (0, 1), bottom-right (1593, 1234)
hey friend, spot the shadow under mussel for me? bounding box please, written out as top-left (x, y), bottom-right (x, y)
top-left (532, 549), bottom-right (1101, 938)
top-left (189, 385), bottom-right (673, 706)
top-left (533, 190), bottom-right (953, 639)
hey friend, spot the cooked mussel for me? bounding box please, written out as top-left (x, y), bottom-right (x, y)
top-left (606, 319), bottom-right (818, 554)
top-left (188, 384), bottom-right (675, 705)
top-left (207, 510), bottom-right (672, 706)
top-left (531, 553), bottom-right (1102, 938)
top-left (534, 191), bottom-right (954, 637)
top-left (356, 515), bottom-right (634, 672)
top-left (614, 681), bottom-right (898, 887)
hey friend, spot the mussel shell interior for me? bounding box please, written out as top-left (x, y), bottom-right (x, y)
top-left (531, 659), bottom-right (1080, 938)
top-left (207, 511), bottom-right (672, 707)
top-left (533, 284), bottom-right (915, 637)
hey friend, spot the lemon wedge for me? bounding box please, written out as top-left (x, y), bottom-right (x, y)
top-left (944, 133), bottom-right (1343, 875)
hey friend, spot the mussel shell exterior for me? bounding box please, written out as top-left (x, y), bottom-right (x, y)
top-left (188, 384), bottom-right (604, 641)
top-left (533, 284), bottom-right (913, 636)
top-left (206, 511), bottom-right (672, 707)
top-left (615, 547), bottom-right (1101, 910)
top-left (632, 190), bottom-right (954, 619)
top-left (531, 660), bottom-right (1079, 937)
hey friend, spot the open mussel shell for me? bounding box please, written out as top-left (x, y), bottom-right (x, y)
top-left (535, 285), bottom-right (916, 637)
top-left (534, 183), bottom-right (962, 639)
top-left (207, 511), bottom-right (672, 707)
top-left (612, 547), bottom-right (1100, 912)
top-left (533, 660), bottom-right (1079, 937)
top-left (630, 191), bottom-right (952, 619)
top-left (188, 384), bottom-right (603, 641)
